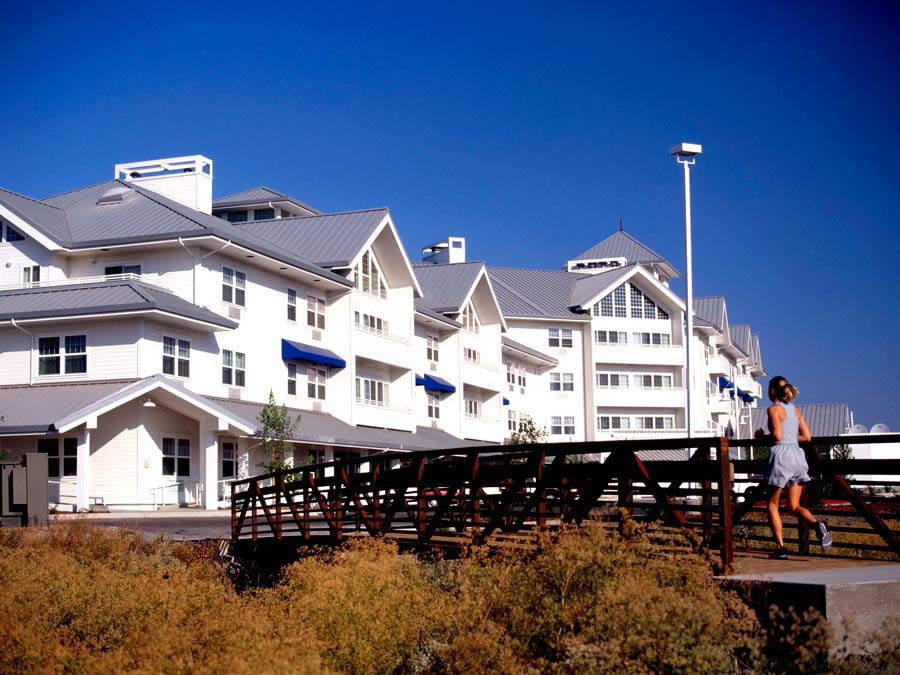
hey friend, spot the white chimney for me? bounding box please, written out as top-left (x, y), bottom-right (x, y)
top-left (422, 236), bottom-right (466, 265)
top-left (115, 155), bottom-right (213, 214)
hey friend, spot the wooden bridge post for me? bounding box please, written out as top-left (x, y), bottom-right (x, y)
top-left (717, 437), bottom-right (734, 570)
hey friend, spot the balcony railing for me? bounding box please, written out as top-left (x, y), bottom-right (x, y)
top-left (0, 273), bottom-right (172, 293)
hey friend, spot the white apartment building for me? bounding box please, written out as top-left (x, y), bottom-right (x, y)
top-left (0, 155), bottom-right (765, 511)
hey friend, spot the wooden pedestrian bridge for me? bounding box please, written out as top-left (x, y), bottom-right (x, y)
top-left (231, 433), bottom-right (900, 570)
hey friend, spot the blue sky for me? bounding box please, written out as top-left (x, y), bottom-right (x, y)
top-left (4, 1), bottom-right (899, 429)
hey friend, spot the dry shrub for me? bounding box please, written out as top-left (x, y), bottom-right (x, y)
top-left (278, 536), bottom-right (442, 675)
top-left (0, 520), bottom-right (327, 675)
top-left (831, 617), bottom-right (900, 675)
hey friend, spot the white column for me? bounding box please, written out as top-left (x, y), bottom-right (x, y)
top-left (76, 425), bottom-right (92, 512)
top-left (200, 418), bottom-right (219, 510)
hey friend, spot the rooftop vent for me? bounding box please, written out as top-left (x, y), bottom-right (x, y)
top-left (97, 185), bottom-right (134, 206)
top-left (871, 423), bottom-right (891, 434)
top-left (422, 236), bottom-right (466, 264)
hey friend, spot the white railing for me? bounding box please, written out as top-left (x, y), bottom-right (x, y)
top-left (47, 480), bottom-right (110, 507)
top-left (353, 323), bottom-right (409, 344)
top-left (0, 273), bottom-right (172, 293)
top-left (354, 397), bottom-right (411, 414)
top-left (593, 342), bottom-right (680, 349)
top-left (151, 480), bottom-right (204, 509)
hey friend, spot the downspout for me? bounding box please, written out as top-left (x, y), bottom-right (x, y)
top-left (178, 237), bottom-right (232, 304)
top-left (10, 318), bottom-right (35, 385)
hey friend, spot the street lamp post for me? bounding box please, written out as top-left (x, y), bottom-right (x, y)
top-left (669, 142), bottom-right (702, 438)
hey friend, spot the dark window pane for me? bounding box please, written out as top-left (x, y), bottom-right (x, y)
top-left (65, 355), bottom-right (87, 373)
top-left (177, 458), bottom-right (190, 476)
top-left (288, 380), bottom-right (296, 396)
top-left (177, 360), bottom-right (189, 378)
top-left (235, 288), bottom-right (245, 306)
top-left (63, 457), bottom-right (77, 476)
top-left (39, 337), bottom-right (59, 355)
top-left (235, 371), bottom-right (245, 387)
top-left (39, 357), bottom-right (60, 375)
top-left (177, 439), bottom-right (190, 457)
top-left (222, 368), bottom-right (232, 385)
top-left (163, 356), bottom-right (174, 375)
top-left (162, 457), bottom-right (175, 476)
top-left (48, 458), bottom-right (60, 478)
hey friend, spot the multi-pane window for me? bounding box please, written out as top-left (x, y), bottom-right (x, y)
top-left (551, 416), bottom-right (576, 435)
top-left (594, 330), bottom-right (627, 345)
top-left (355, 311), bottom-right (388, 334)
top-left (633, 332), bottom-right (671, 346)
top-left (464, 347), bottom-right (480, 363)
top-left (222, 350), bottom-right (246, 387)
top-left (426, 334), bottom-right (439, 362)
top-left (506, 362), bottom-right (515, 387)
top-left (507, 410), bottom-right (517, 432)
top-left (517, 366), bottom-right (527, 389)
top-left (356, 377), bottom-right (388, 406)
top-left (287, 363), bottom-right (298, 396)
top-left (596, 284), bottom-right (668, 319)
top-left (163, 336), bottom-right (190, 378)
top-left (595, 373), bottom-right (629, 388)
top-left (38, 438), bottom-right (77, 478)
top-left (221, 441), bottom-right (237, 478)
top-left (464, 399), bottom-right (481, 418)
top-left (162, 437), bottom-right (190, 477)
top-left (634, 374), bottom-right (673, 389)
top-left (1, 222), bottom-right (25, 242)
top-left (635, 416), bottom-right (675, 430)
top-left (287, 288), bottom-right (297, 321)
top-left (461, 301), bottom-right (480, 334)
top-left (104, 264), bottom-right (141, 276)
top-left (427, 392), bottom-right (441, 419)
top-left (550, 372), bottom-right (574, 392)
top-left (222, 266), bottom-right (246, 306)
top-left (226, 211), bottom-right (248, 223)
top-left (253, 208), bottom-right (275, 220)
top-left (22, 265), bottom-right (40, 286)
top-left (614, 285), bottom-right (627, 317)
top-left (307, 295), bottom-right (326, 329)
top-left (548, 328), bottom-right (573, 348)
top-left (355, 250), bottom-right (387, 298)
top-left (598, 415), bottom-right (631, 430)
top-left (38, 335), bottom-right (87, 375)
top-left (307, 367), bottom-right (326, 400)
top-left (630, 286), bottom-right (644, 318)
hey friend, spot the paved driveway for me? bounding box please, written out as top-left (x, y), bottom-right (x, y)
top-left (51, 510), bottom-right (233, 541)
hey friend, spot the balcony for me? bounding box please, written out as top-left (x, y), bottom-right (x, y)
top-left (592, 343), bottom-right (684, 366)
top-left (353, 398), bottom-right (414, 432)
top-left (0, 273), bottom-right (172, 293)
top-left (594, 386), bottom-right (685, 408)
top-left (353, 324), bottom-right (412, 368)
top-left (461, 359), bottom-right (502, 392)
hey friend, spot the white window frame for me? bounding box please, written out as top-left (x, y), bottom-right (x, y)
top-left (461, 301), bottom-right (480, 334)
top-left (221, 440), bottom-right (238, 479)
top-left (222, 350), bottom-right (246, 387)
top-left (464, 398), bottom-right (481, 418)
top-left (354, 250), bottom-right (387, 298)
top-left (307, 367), bottom-right (326, 400)
top-left (163, 335), bottom-right (191, 379)
top-left (464, 347), bottom-right (480, 363)
top-left (222, 266), bottom-right (246, 307)
top-left (426, 334), bottom-right (440, 363)
top-left (36, 333), bottom-right (87, 377)
top-left (354, 311), bottom-right (388, 335)
top-left (38, 437), bottom-right (78, 478)
top-left (162, 436), bottom-right (191, 478)
top-left (287, 362), bottom-right (298, 396)
top-left (355, 376), bottom-right (388, 407)
top-left (103, 263), bottom-right (142, 277)
top-left (1, 221), bottom-right (25, 243)
top-left (307, 294), bottom-right (326, 329)
top-left (22, 265), bottom-right (40, 287)
top-left (427, 391), bottom-right (441, 419)
top-left (287, 288), bottom-right (297, 322)
top-left (550, 372), bottom-right (574, 392)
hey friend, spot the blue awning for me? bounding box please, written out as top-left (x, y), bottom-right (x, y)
top-left (718, 377), bottom-right (734, 390)
top-left (281, 339), bottom-right (346, 368)
top-left (423, 374), bottom-right (456, 393)
top-left (415, 374), bottom-right (426, 386)
top-left (737, 388), bottom-right (755, 404)
top-left (503, 397), bottom-right (510, 405)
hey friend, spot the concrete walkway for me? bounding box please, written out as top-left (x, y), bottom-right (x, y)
top-left (51, 509), bottom-right (232, 541)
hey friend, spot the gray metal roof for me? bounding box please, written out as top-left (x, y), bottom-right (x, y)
top-left (568, 265), bottom-right (636, 309)
top-left (0, 279), bottom-right (237, 328)
top-left (572, 230), bottom-right (680, 276)
top-left (30, 180), bottom-right (353, 287)
top-left (413, 262), bottom-right (484, 313)
top-left (501, 336), bottom-right (558, 365)
top-left (0, 376), bottom-right (256, 436)
top-left (212, 186), bottom-right (321, 215)
top-left (210, 397), bottom-right (484, 451)
top-left (0, 380), bottom-right (136, 435)
top-left (0, 186), bottom-right (72, 241)
top-left (486, 267), bottom-right (589, 320)
top-left (415, 305), bottom-right (462, 328)
top-left (750, 403), bottom-right (851, 438)
top-left (694, 296), bottom-right (726, 331)
top-left (234, 208), bottom-right (389, 268)
top-left (729, 324), bottom-right (751, 357)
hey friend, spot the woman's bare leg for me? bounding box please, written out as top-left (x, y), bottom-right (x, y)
top-left (785, 484), bottom-right (817, 524)
top-left (767, 486), bottom-right (785, 548)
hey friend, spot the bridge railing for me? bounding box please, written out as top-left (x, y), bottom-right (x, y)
top-left (231, 433), bottom-right (900, 569)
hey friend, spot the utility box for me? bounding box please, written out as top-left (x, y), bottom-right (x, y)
top-left (0, 453), bottom-right (49, 528)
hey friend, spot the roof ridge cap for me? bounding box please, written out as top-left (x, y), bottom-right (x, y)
top-left (40, 178), bottom-right (117, 203)
top-left (126, 181), bottom-right (215, 231)
top-left (0, 185), bottom-right (64, 211)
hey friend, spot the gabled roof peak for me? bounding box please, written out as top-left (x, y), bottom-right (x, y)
top-left (570, 228), bottom-right (680, 278)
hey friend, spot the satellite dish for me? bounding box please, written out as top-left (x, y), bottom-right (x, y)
top-left (871, 423), bottom-right (891, 434)
top-left (850, 424), bottom-right (868, 434)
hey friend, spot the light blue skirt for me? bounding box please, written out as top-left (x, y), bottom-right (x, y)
top-left (763, 443), bottom-right (812, 488)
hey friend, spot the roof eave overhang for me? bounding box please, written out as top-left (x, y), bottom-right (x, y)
top-left (0, 308), bottom-right (237, 331)
top-left (0, 201), bottom-right (64, 251)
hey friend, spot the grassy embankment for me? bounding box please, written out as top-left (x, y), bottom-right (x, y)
top-left (1, 520), bottom-right (897, 674)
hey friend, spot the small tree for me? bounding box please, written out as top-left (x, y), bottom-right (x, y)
top-left (257, 390), bottom-right (299, 474)
top-left (509, 415), bottom-right (548, 445)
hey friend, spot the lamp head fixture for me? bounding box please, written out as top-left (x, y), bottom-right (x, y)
top-left (669, 142), bottom-right (702, 157)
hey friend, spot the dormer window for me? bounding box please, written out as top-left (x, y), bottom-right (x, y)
top-left (253, 208), bottom-right (274, 220)
top-left (227, 211), bottom-right (248, 223)
top-left (1, 222), bottom-right (25, 242)
top-left (354, 250), bottom-right (387, 298)
top-left (461, 301), bottom-right (480, 334)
